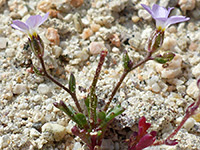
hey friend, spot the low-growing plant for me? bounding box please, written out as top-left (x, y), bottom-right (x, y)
top-left (11, 3), bottom-right (198, 150)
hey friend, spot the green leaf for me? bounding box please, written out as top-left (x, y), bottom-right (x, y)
top-left (105, 105), bottom-right (125, 122)
top-left (75, 113), bottom-right (88, 128)
top-left (69, 73), bottom-right (76, 93)
top-left (98, 111), bottom-right (106, 121)
top-left (84, 96), bottom-right (90, 117)
top-left (99, 105), bottom-right (125, 128)
top-left (55, 101), bottom-right (84, 128)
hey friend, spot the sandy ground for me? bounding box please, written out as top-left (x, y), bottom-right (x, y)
top-left (0, 0), bottom-right (200, 149)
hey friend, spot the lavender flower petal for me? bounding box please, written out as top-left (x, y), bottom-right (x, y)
top-left (165, 16), bottom-right (190, 28)
top-left (11, 20), bottom-right (29, 33)
top-left (141, 4), bottom-right (153, 16)
top-left (26, 15), bottom-right (43, 28)
top-left (38, 12), bottom-right (49, 27)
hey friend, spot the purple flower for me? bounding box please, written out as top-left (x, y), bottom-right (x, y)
top-left (11, 13), bottom-right (49, 38)
top-left (141, 4), bottom-right (190, 31)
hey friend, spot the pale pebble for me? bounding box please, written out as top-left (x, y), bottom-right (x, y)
top-left (0, 37), bottom-right (7, 49)
top-left (192, 63), bottom-right (200, 78)
top-left (81, 28), bottom-right (93, 40)
top-left (37, 0), bottom-right (52, 13)
top-left (5, 48), bottom-right (15, 57)
top-left (181, 118), bottom-right (195, 131)
top-left (112, 47), bottom-right (120, 53)
top-left (186, 80), bottom-right (199, 99)
top-left (151, 83), bottom-right (161, 93)
top-left (90, 23), bottom-right (101, 32)
top-left (108, 0), bottom-right (129, 12)
top-left (72, 142), bottom-right (82, 150)
top-left (13, 84), bottom-right (28, 94)
top-left (138, 9), bottom-right (151, 20)
top-left (18, 5), bottom-right (28, 17)
top-left (132, 15), bottom-right (140, 23)
top-left (74, 50), bottom-right (89, 61)
top-left (52, 45), bottom-right (62, 58)
top-left (0, 135), bottom-right (10, 149)
top-left (156, 55), bottom-right (182, 79)
top-left (89, 42), bottom-right (106, 55)
top-left (161, 36), bottom-right (176, 50)
top-left (42, 123), bottom-right (66, 141)
top-left (178, 0), bottom-right (196, 13)
top-left (30, 128), bottom-right (40, 138)
top-left (38, 83), bottom-right (51, 95)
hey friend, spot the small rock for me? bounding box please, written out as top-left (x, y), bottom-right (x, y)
top-left (52, 45), bottom-right (62, 58)
top-left (186, 80), bottom-right (199, 99)
top-left (37, 0), bottom-right (52, 13)
top-left (192, 63), bottom-right (200, 78)
top-left (81, 28), bottom-right (93, 40)
top-left (109, 0), bottom-right (129, 12)
top-left (151, 83), bottom-right (161, 93)
top-left (161, 36), bottom-right (176, 50)
top-left (138, 9), bottom-right (151, 20)
top-left (89, 42), bottom-right (106, 55)
top-left (189, 42), bottom-right (198, 51)
top-left (13, 84), bottom-right (28, 94)
top-left (156, 55), bottom-right (182, 79)
top-left (46, 27), bottom-right (60, 45)
top-left (72, 142), bottom-right (82, 150)
top-left (74, 49), bottom-right (89, 61)
top-left (183, 118), bottom-right (196, 131)
top-left (5, 48), bottom-right (15, 57)
top-left (37, 83), bottom-right (51, 95)
top-left (178, 0), bottom-right (196, 13)
top-left (42, 123), bottom-right (66, 141)
top-left (132, 15), bottom-right (140, 23)
top-left (70, 0), bottom-right (84, 8)
top-left (73, 13), bottom-right (83, 33)
top-left (30, 128), bottom-right (40, 138)
top-left (109, 34), bottom-right (121, 47)
top-left (90, 23), bottom-right (101, 32)
top-left (48, 9), bottom-right (59, 18)
top-left (0, 37), bottom-right (7, 49)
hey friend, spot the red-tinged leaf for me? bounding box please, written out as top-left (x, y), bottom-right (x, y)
top-left (135, 134), bottom-right (155, 150)
top-left (138, 116), bottom-right (151, 137)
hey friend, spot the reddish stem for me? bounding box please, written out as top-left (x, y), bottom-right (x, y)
top-left (38, 55), bottom-right (83, 113)
top-left (104, 52), bottom-right (151, 112)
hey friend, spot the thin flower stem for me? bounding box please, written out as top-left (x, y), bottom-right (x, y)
top-left (38, 55), bottom-right (83, 113)
top-left (153, 93), bottom-right (200, 146)
top-left (104, 52), bottom-right (151, 112)
top-left (166, 95), bottom-right (200, 140)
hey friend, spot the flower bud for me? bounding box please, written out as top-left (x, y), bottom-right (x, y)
top-left (147, 29), bottom-right (164, 53)
top-left (28, 34), bottom-right (44, 58)
top-left (123, 51), bottom-right (133, 71)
